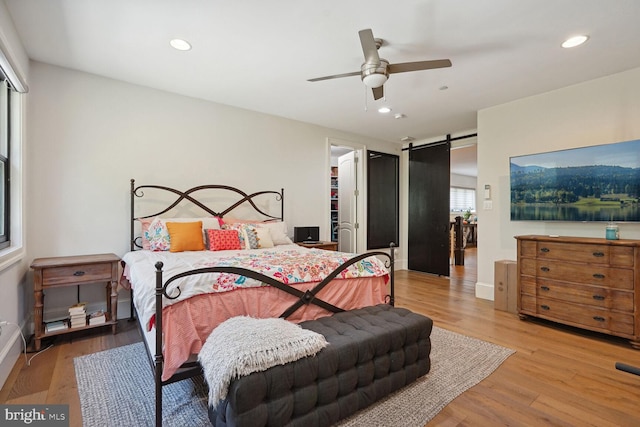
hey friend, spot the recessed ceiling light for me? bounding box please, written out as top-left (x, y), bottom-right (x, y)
top-left (439, 85), bottom-right (449, 91)
top-left (170, 38), bottom-right (192, 51)
top-left (561, 35), bottom-right (589, 48)
top-left (394, 113), bottom-right (406, 119)
top-left (378, 107), bottom-right (392, 113)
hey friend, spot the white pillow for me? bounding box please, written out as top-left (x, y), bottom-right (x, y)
top-left (255, 227), bottom-right (274, 248)
top-left (258, 221), bottom-right (293, 245)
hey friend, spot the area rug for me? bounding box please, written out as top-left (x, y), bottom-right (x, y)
top-left (74, 326), bottom-right (514, 427)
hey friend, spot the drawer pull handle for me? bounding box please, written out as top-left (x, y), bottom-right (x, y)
top-left (593, 316), bottom-right (605, 322)
top-left (592, 273), bottom-right (605, 279)
top-left (540, 305), bottom-right (550, 310)
top-left (592, 295), bottom-right (605, 301)
top-left (540, 286), bottom-right (550, 291)
top-left (592, 252), bottom-right (605, 257)
top-left (540, 267), bottom-right (550, 272)
top-left (73, 271), bottom-right (85, 277)
top-left (540, 247), bottom-right (550, 253)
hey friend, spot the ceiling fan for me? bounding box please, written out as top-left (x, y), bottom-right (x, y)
top-left (308, 29), bottom-right (452, 100)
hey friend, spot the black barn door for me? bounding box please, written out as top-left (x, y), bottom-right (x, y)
top-left (408, 141), bottom-right (450, 276)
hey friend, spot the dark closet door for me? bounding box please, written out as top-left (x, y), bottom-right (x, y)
top-left (408, 141), bottom-right (450, 276)
top-left (367, 151), bottom-right (399, 249)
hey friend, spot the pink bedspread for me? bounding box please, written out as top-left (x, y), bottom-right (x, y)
top-left (162, 276), bottom-right (386, 381)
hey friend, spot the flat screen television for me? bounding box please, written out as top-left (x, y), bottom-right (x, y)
top-left (510, 138), bottom-right (640, 222)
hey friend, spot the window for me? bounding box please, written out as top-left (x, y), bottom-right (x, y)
top-left (0, 46), bottom-right (26, 267)
top-left (0, 80), bottom-right (8, 250)
top-left (450, 187), bottom-right (476, 213)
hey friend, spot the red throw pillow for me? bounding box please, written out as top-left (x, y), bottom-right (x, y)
top-left (205, 229), bottom-right (242, 251)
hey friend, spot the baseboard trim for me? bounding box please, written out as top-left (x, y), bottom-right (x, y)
top-left (0, 325), bottom-right (25, 391)
top-left (475, 281), bottom-right (494, 300)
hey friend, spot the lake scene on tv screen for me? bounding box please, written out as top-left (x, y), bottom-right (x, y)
top-left (510, 139), bottom-right (640, 222)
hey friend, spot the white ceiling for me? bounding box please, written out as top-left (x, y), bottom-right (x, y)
top-left (5, 0), bottom-right (640, 150)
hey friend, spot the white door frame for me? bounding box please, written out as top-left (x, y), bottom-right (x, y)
top-left (326, 138), bottom-right (366, 252)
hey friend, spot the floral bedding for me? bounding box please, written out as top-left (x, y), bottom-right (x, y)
top-left (122, 244), bottom-right (389, 330)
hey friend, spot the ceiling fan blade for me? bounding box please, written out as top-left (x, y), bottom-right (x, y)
top-left (307, 71), bottom-right (361, 82)
top-left (372, 85), bottom-right (384, 100)
top-left (358, 29), bottom-right (381, 65)
top-left (388, 59), bottom-right (452, 74)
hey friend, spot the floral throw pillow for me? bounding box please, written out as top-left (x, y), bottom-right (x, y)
top-left (144, 217), bottom-right (170, 251)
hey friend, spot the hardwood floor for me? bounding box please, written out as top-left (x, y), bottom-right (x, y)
top-left (2, 248), bottom-right (640, 426)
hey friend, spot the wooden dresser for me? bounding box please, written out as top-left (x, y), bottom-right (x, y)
top-left (515, 235), bottom-right (640, 349)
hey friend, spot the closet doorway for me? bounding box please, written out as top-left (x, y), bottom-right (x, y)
top-left (329, 143), bottom-right (363, 253)
top-left (329, 141), bottom-right (400, 254)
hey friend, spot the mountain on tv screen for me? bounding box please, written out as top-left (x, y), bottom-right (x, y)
top-left (510, 139), bottom-right (640, 222)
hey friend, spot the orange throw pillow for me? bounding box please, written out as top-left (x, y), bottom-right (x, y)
top-left (166, 221), bottom-right (205, 252)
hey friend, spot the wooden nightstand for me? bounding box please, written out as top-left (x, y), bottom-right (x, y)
top-left (31, 253), bottom-right (120, 350)
top-left (297, 241), bottom-right (339, 251)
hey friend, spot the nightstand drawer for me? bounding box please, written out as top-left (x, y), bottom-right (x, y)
top-left (42, 263), bottom-right (113, 286)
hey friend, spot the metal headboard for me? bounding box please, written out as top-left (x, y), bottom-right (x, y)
top-left (129, 179), bottom-right (284, 251)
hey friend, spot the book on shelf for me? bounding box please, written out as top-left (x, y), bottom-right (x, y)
top-left (88, 310), bottom-right (107, 325)
top-left (70, 318), bottom-right (87, 328)
top-left (69, 302), bottom-right (87, 327)
top-left (45, 320), bottom-right (68, 333)
top-left (68, 302), bottom-right (87, 315)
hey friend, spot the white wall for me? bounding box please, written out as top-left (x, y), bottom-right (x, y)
top-left (476, 66), bottom-right (640, 299)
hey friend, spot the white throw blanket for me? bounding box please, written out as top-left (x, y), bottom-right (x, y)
top-left (198, 316), bottom-right (329, 407)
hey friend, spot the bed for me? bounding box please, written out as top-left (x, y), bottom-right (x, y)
top-left (123, 180), bottom-right (397, 426)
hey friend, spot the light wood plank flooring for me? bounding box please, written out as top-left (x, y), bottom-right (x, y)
top-left (2, 248), bottom-right (640, 426)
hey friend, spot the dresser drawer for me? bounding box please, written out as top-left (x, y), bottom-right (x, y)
top-left (520, 277), bottom-right (537, 296)
top-left (536, 279), bottom-right (634, 312)
top-left (535, 297), bottom-right (634, 335)
top-left (519, 257), bottom-right (537, 277)
top-left (520, 294), bottom-right (538, 313)
top-left (536, 241), bottom-right (609, 264)
top-left (519, 240), bottom-right (538, 258)
top-left (611, 246), bottom-right (635, 267)
top-left (42, 262), bottom-right (113, 286)
top-left (535, 259), bottom-right (633, 290)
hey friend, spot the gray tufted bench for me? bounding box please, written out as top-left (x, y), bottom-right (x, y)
top-left (208, 304), bottom-right (433, 426)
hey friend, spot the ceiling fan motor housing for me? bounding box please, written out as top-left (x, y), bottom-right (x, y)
top-left (361, 59), bottom-right (389, 88)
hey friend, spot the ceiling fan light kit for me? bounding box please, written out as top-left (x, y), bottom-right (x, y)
top-left (308, 28), bottom-right (452, 101)
top-left (361, 60), bottom-right (389, 88)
